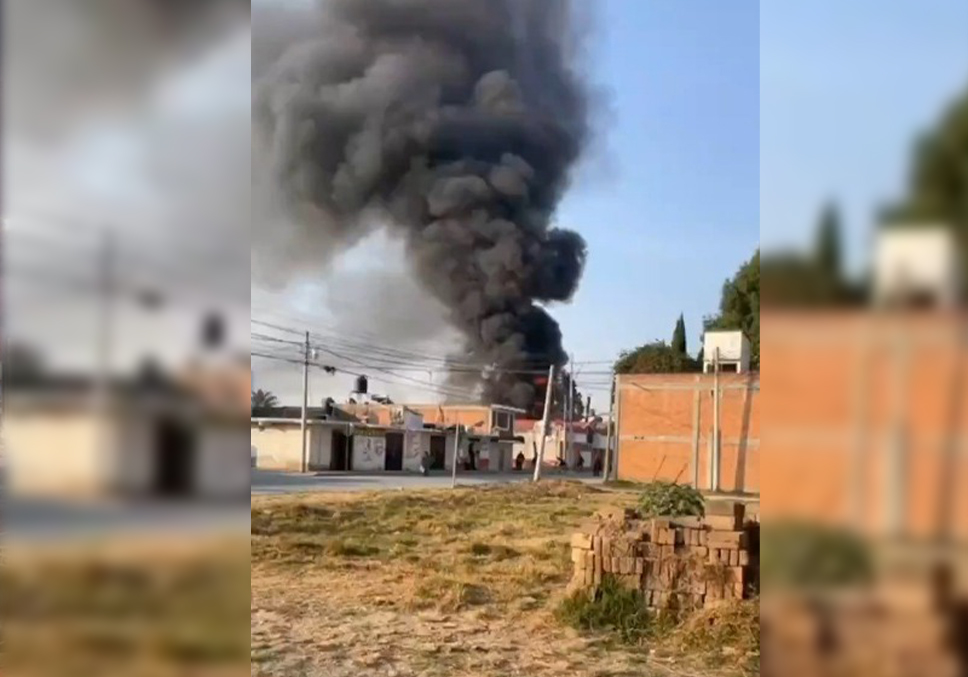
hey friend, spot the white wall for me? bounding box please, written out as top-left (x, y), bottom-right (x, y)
top-left (703, 330), bottom-right (750, 372)
top-left (196, 426), bottom-right (250, 497)
top-left (250, 424), bottom-right (303, 471)
top-left (308, 426), bottom-right (332, 471)
top-left (353, 434), bottom-right (386, 471)
top-left (873, 226), bottom-right (960, 306)
top-left (490, 441), bottom-right (514, 471)
top-left (475, 438), bottom-right (511, 471)
top-left (513, 425), bottom-right (606, 470)
top-left (442, 431), bottom-right (460, 470)
top-left (113, 413), bottom-right (155, 492)
top-left (3, 410), bottom-right (115, 496)
top-left (403, 430), bottom-right (430, 471)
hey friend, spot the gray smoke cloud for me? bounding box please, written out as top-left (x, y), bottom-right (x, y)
top-left (4, 1), bottom-right (251, 375)
top-left (253, 0), bottom-right (593, 409)
top-left (4, 0), bottom-right (248, 140)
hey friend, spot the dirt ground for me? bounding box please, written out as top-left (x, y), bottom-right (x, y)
top-left (2, 536), bottom-right (250, 677)
top-left (251, 481), bottom-right (754, 677)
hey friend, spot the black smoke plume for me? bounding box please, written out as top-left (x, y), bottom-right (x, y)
top-left (253, 0), bottom-right (593, 409)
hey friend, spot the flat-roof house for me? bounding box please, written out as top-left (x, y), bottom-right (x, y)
top-left (2, 373), bottom-right (250, 499)
top-left (251, 402), bottom-right (524, 473)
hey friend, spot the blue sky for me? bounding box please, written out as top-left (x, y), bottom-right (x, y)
top-left (761, 0), bottom-right (968, 270)
top-left (555, 0), bottom-right (968, 375)
top-left (554, 0), bottom-right (760, 367)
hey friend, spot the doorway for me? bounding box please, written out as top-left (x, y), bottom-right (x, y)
top-left (429, 435), bottom-right (446, 469)
top-left (385, 432), bottom-right (404, 471)
top-left (153, 418), bottom-right (195, 497)
top-left (331, 430), bottom-right (353, 471)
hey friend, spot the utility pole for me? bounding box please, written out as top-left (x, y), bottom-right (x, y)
top-left (97, 228), bottom-right (116, 401)
top-left (533, 364), bottom-right (556, 482)
top-left (300, 331), bottom-right (310, 473)
top-left (711, 347), bottom-right (721, 492)
top-left (565, 355), bottom-right (574, 467)
top-left (603, 373), bottom-right (615, 481)
top-left (451, 423), bottom-right (461, 488)
top-left (96, 228), bottom-right (116, 457)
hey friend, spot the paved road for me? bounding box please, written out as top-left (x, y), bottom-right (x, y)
top-left (3, 495), bottom-right (250, 543)
top-left (250, 469), bottom-right (604, 495)
top-left (1, 471), bottom-right (600, 541)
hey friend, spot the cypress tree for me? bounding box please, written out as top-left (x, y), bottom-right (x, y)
top-left (671, 313), bottom-right (687, 356)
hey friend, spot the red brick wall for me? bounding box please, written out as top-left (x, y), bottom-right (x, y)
top-left (616, 372), bottom-right (759, 494)
top-left (760, 311), bottom-right (968, 542)
top-left (616, 311), bottom-right (968, 543)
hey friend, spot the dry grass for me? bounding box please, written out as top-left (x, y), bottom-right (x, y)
top-left (1, 538), bottom-right (250, 677)
top-left (662, 600), bottom-right (760, 676)
top-left (251, 481), bottom-right (755, 676)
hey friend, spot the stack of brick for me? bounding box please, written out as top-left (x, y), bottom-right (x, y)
top-left (568, 503), bottom-right (759, 611)
top-left (761, 579), bottom-right (967, 677)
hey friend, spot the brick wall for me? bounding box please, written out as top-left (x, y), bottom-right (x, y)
top-left (615, 372), bottom-right (760, 494)
top-left (761, 311), bottom-right (968, 542)
top-left (614, 311), bottom-right (968, 543)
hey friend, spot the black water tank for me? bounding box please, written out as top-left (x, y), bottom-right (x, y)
top-left (201, 312), bottom-right (225, 349)
top-left (355, 374), bottom-right (368, 394)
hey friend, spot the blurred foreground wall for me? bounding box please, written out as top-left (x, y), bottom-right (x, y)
top-left (762, 310), bottom-right (968, 543)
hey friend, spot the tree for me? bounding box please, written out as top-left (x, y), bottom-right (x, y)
top-left (756, 202), bottom-right (852, 310)
top-left (251, 388), bottom-right (279, 409)
top-left (815, 201), bottom-right (844, 287)
top-left (705, 250), bottom-right (760, 370)
top-left (882, 80), bottom-right (968, 263)
top-left (759, 251), bottom-right (829, 307)
top-left (671, 313), bottom-right (687, 356)
top-left (616, 253), bottom-right (759, 376)
top-left (614, 341), bottom-right (700, 375)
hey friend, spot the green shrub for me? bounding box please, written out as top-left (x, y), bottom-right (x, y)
top-left (555, 576), bottom-right (652, 645)
top-left (638, 481), bottom-right (705, 518)
top-left (759, 520), bottom-right (873, 590)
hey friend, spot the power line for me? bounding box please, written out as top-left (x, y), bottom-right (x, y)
top-left (6, 227), bottom-right (248, 308)
top-left (251, 349), bottom-right (481, 401)
top-left (251, 316), bottom-right (609, 371)
top-left (251, 331), bottom-right (567, 376)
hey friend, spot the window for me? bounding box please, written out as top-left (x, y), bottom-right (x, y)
top-left (492, 410), bottom-right (512, 432)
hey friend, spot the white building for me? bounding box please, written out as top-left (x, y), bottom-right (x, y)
top-left (512, 418), bottom-right (608, 470)
top-left (2, 375), bottom-right (250, 499)
top-left (251, 414), bottom-right (518, 473)
top-left (872, 225), bottom-right (961, 308)
top-left (702, 330), bottom-right (751, 373)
